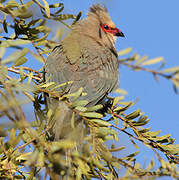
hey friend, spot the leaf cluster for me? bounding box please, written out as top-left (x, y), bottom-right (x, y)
top-left (0, 0), bottom-right (178, 179)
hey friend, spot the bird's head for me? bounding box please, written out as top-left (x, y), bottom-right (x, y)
top-left (89, 4), bottom-right (124, 38)
top-left (73, 4), bottom-right (124, 48)
top-left (88, 4), bottom-right (124, 37)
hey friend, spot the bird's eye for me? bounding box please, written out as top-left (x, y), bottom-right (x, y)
top-left (103, 25), bottom-right (109, 30)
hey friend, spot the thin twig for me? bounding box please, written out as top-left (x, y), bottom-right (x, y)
top-left (32, 41), bottom-right (46, 63)
top-left (120, 61), bottom-right (173, 79)
top-left (8, 67), bottom-right (41, 81)
top-left (13, 66), bottom-right (42, 77)
top-left (16, 126), bottom-right (50, 150)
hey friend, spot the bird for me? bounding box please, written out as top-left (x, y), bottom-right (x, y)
top-left (45, 4), bottom-right (124, 141)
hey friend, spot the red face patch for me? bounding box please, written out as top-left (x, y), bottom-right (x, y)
top-left (101, 24), bottom-right (124, 37)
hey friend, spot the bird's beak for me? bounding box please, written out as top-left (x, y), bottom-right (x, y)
top-left (115, 30), bottom-right (125, 37)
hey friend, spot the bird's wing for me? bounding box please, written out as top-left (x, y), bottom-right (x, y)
top-left (45, 34), bottom-right (119, 106)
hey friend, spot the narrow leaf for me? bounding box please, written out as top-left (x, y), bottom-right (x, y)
top-left (118, 48), bottom-right (132, 56)
top-left (80, 112), bottom-right (103, 119)
top-left (42, 0), bottom-right (50, 18)
top-left (161, 66), bottom-right (179, 73)
top-left (14, 57), bottom-right (27, 66)
top-left (3, 19), bottom-right (8, 33)
top-left (71, 100), bottom-right (88, 108)
top-left (90, 119), bottom-right (112, 127)
top-left (142, 57), bottom-right (164, 66)
top-left (125, 109), bottom-right (141, 119)
top-left (87, 104), bottom-right (103, 111)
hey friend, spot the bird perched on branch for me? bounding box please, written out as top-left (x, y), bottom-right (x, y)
top-left (45, 4), bottom-right (124, 140)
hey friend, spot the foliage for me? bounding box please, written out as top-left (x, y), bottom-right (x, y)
top-left (0, 0), bottom-right (178, 179)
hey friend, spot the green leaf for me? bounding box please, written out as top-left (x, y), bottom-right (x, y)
top-left (138, 128), bottom-right (150, 133)
top-left (20, 47), bottom-right (29, 57)
top-left (75, 106), bottom-right (87, 112)
top-left (111, 162), bottom-right (121, 170)
top-left (138, 115), bottom-right (148, 122)
top-left (27, 72), bottom-right (33, 84)
top-left (112, 96), bottom-right (124, 107)
top-left (76, 168), bottom-right (82, 180)
top-left (125, 109), bottom-right (141, 120)
top-left (143, 130), bottom-right (161, 137)
top-left (0, 47), bottom-right (5, 59)
top-left (5, 0), bottom-right (18, 8)
top-left (109, 146), bottom-right (125, 152)
top-left (121, 151), bottom-right (139, 161)
top-left (141, 57), bottom-right (164, 66)
top-left (49, 3), bottom-right (63, 8)
top-left (34, 25), bottom-right (50, 33)
top-left (54, 14), bottom-right (76, 21)
top-left (159, 144), bottom-right (179, 154)
top-left (149, 134), bottom-right (172, 143)
top-left (118, 48), bottom-right (132, 56)
top-left (49, 3), bottom-right (64, 16)
top-left (114, 88), bottom-right (128, 95)
top-left (0, 126), bottom-right (7, 137)
top-left (36, 40), bottom-right (48, 46)
top-left (113, 116), bottom-right (119, 125)
top-left (12, 9), bottom-right (33, 18)
top-left (71, 112), bottom-right (75, 129)
top-left (16, 151), bottom-right (32, 162)
top-left (160, 66), bottom-right (179, 73)
top-left (86, 104), bottom-right (103, 111)
top-left (172, 79), bottom-right (179, 88)
top-left (12, 48), bottom-right (29, 66)
top-left (3, 19), bottom-right (8, 33)
top-left (72, 11), bottom-right (82, 25)
top-left (50, 140), bottom-right (76, 152)
top-left (114, 102), bottom-right (133, 112)
top-left (23, 1), bottom-right (33, 8)
top-left (101, 150), bottom-right (113, 161)
top-left (13, 83), bottom-right (36, 93)
top-left (39, 82), bottom-right (56, 89)
top-left (90, 119), bottom-right (112, 127)
top-left (50, 81), bottom-right (73, 90)
top-left (132, 119), bottom-right (149, 126)
top-left (71, 100), bottom-right (89, 108)
top-left (72, 87), bottom-right (84, 100)
top-left (33, 32), bottom-right (49, 42)
top-left (27, 19), bottom-right (42, 27)
top-left (92, 158), bottom-right (109, 172)
top-left (14, 57), bottom-right (27, 66)
top-left (130, 138), bottom-right (139, 149)
top-left (42, 0), bottom-right (50, 18)
top-left (79, 112), bottom-right (103, 119)
top-left (63, 87), bottom-right (85, 99)
top-left (134, 55), bottom-right (148, 65)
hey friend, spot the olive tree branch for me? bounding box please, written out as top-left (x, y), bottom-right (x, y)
top-left (120, 61), bottom-right (178, 82)
top-left (111, 111), bottom-right (179, 164)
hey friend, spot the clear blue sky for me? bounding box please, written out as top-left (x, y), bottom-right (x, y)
top-left (60, 1), bottom-right (179, 178)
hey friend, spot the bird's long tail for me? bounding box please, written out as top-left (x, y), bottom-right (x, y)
top-left (47, 98), bottom-right (85, 141)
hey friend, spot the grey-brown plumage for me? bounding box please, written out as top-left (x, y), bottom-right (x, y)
top-left (45, 4), bottom-right (124, 140)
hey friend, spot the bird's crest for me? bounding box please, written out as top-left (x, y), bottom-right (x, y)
top-left (89, 4), bottom-right (107, 14)
top-left (88, 4), bottom-right (115, 28)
